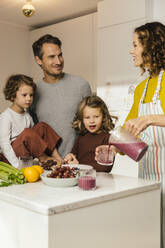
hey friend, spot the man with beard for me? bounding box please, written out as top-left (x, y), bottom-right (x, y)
top-left (31, 34), bottom-right (92, 158)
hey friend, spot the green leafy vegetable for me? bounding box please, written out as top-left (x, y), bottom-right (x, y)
top-left (0, 161), bottom-right (26, 187)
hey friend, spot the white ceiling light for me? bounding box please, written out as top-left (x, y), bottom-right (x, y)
top-left (22, 0), bottom-right (35, 17)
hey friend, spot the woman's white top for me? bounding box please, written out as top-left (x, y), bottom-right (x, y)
top-left (0, 108), bottom-right (34, 168)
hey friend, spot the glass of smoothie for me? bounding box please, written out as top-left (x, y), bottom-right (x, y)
top-left (97, 146), bottom-right (115, 166)
top-left (78, 168), bottom-right (96, 190)
top-left (109, 126), bottom-right (148, 162)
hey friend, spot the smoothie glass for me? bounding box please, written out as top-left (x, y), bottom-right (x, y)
top-left (97, 147), bottom-right (115, 166)
top-left (109, 126), bottom-right (148, 162)
top-left (78, 169), bottom-right (96, 190)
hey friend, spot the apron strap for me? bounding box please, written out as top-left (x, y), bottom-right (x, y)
top-left (152, 70), bottom-right (164, 103)
top-left (140, 70), bottom-right (164, 104)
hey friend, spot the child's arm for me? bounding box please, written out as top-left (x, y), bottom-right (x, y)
top-left (64, 153), bottom-right (79, 164)
top-left (64, 135), bottom-right (80, 164)
top-left (0, 112), bottom-right (20, 168)
top-left (52, 148), bottom-right (64, 163)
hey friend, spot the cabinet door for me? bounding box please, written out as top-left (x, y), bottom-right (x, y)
top-left (98, 0), bottom-right (146, 28)
top-left (97, 20), bottom-right (145, 86)
top-left (153, 0), bottom-right (165, 20)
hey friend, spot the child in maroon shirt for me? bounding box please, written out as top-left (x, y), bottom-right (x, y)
top-left (64, 95), bottom-right (116, 172)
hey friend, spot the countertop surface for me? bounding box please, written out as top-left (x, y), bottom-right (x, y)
top-left (0, 173), bottom-right (160, 215)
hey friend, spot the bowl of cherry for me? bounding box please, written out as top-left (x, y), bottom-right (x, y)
top-left (40, 162), bottom-right (80, 187)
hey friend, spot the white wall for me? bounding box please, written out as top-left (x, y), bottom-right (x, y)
top-left (29, 13), bottom-right (97, 92)
top-left (0, 22), bottom-right (30, 112)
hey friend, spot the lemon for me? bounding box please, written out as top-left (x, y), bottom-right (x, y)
top-left (32, 165), bottom-right (43, 175)
top-left (24, 167), bottom-right (40, 183)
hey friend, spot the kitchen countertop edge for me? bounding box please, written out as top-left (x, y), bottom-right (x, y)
top-left (0, 174), bottom-right (160, 216)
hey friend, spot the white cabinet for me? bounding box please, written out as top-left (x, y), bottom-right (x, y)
top-left (153, 0), bottom-right (165, 22)
top-left (98, 0), bottom-right (146, 28)
top-left (97, 20), bottom-right (144, 86)
top-left (0, 175), bottom-right (160, 248)
top-left (97, 0), bottom-right (165, 88)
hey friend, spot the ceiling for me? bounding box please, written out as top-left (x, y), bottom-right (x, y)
top-left (0, 0), bottom-right (99, 30)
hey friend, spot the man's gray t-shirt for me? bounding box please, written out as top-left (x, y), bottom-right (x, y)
top-left (33, 73), bottom-right (92, 157)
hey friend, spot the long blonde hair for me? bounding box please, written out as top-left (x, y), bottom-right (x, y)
top-left (72, 94), bottom-right (116, 135)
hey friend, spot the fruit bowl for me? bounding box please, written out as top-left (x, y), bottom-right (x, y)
top-left (41, 171), bottom-right (78, 187)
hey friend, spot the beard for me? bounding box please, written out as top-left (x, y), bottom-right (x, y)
top-left (41, 65), bottom-right (64, 79)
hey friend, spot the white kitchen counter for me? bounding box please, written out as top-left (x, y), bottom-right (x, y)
top-left (0, 173), bottom-right (160, 215)
top-left (0, 173), bottom-right (161, 248)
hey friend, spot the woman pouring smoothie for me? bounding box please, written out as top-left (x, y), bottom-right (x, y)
top-left (125, 22), bottom-right (165, 248)
top-left (95, 22), bottom-right (165, 247)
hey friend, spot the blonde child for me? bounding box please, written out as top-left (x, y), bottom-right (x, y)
top-left (0, 74), bottom-right (63, 168)
top-left (64, 95), bottom-right (116, 172)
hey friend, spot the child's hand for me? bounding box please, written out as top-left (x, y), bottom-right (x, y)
top-left (95, 145), bottom-right (108, 161)
top-left (64, 153), bottom-right (79, 164)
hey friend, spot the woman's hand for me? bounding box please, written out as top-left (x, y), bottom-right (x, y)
top-left (64, 153), bottom-right (79, 164)
top-left (124, 115), bottom-right (151, 136)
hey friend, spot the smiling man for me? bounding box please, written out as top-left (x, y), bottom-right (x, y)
top-left (32, 34), bottom-right (92, 157)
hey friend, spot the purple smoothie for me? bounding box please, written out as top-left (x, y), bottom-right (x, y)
top-left (110, 141), bottom-right (148, 161)
top-left (97, 159), bottom-right (113, 166)
top-left (78, 176), bottom-right (96, 190)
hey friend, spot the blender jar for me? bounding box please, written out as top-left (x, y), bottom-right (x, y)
top-left (109, 126), bottom-right (148, 162)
